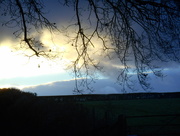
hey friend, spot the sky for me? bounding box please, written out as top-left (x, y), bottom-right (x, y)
top-left (0, 0), bottom-right (180, 96)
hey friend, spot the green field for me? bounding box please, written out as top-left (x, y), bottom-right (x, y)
top-left (81, 98), bottom-right (180, 136)
top-left (1, 89), bottom-right (180, 136)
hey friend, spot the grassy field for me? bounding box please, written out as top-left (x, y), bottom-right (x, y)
top-left (81, 98), bottom-right (180, 136)
top-left (1, 89), bottom-right (179, 136)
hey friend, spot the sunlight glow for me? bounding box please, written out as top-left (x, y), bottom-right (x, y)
top-left (0, 27), bottom-right (124, 86)
top-left (0, 45), bottom-right (65, 79)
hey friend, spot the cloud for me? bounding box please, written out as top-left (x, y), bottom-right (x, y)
top-left (1, 8), bottom-right (178, 82)
top-left (99, 86), bottom-right (119, 94)
top-left (23, 68), bottom-right (180, 96)
top-left (150, 68), bottom-right (180, 92)
top-left (23, 80), bottom-right (75, 96)
top-left (0, 45), bottom-right (66, 80)
top-left (23, 79), bottom-right (122, 96)
top-left (1, 1), bottom-right (179, 97)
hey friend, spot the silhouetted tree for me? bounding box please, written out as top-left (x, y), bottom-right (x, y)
top-left (0, 0), bottom-right (179, 91)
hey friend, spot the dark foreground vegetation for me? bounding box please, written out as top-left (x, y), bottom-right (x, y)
top-left (0, 88), bottom-right (180, 136)
top-left (0, 88), bottom-right (93, 136)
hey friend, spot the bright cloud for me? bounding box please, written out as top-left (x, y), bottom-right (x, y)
top-left (0, 45), bottom-right (66, 79)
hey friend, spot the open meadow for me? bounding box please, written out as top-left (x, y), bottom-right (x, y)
top-left (0, 88), bottom-right (180, 136)
top-left (80, 97), bottom-right (180, 136)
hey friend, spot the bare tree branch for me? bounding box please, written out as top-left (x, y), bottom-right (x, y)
top-left (1, 0), bottom-right (179, 92)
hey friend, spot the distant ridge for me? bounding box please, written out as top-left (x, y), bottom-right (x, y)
top-left (39, 92), bottom-right (180, 102)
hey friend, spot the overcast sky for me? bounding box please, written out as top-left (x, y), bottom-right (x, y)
top-left (0, 0), bottom-right (180, 96)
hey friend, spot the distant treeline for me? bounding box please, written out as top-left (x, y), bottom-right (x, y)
top-left (39, 92), bottom-right (180, 102)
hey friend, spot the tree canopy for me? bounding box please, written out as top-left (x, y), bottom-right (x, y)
top-left (0, 0), bottom-right (180, 92)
